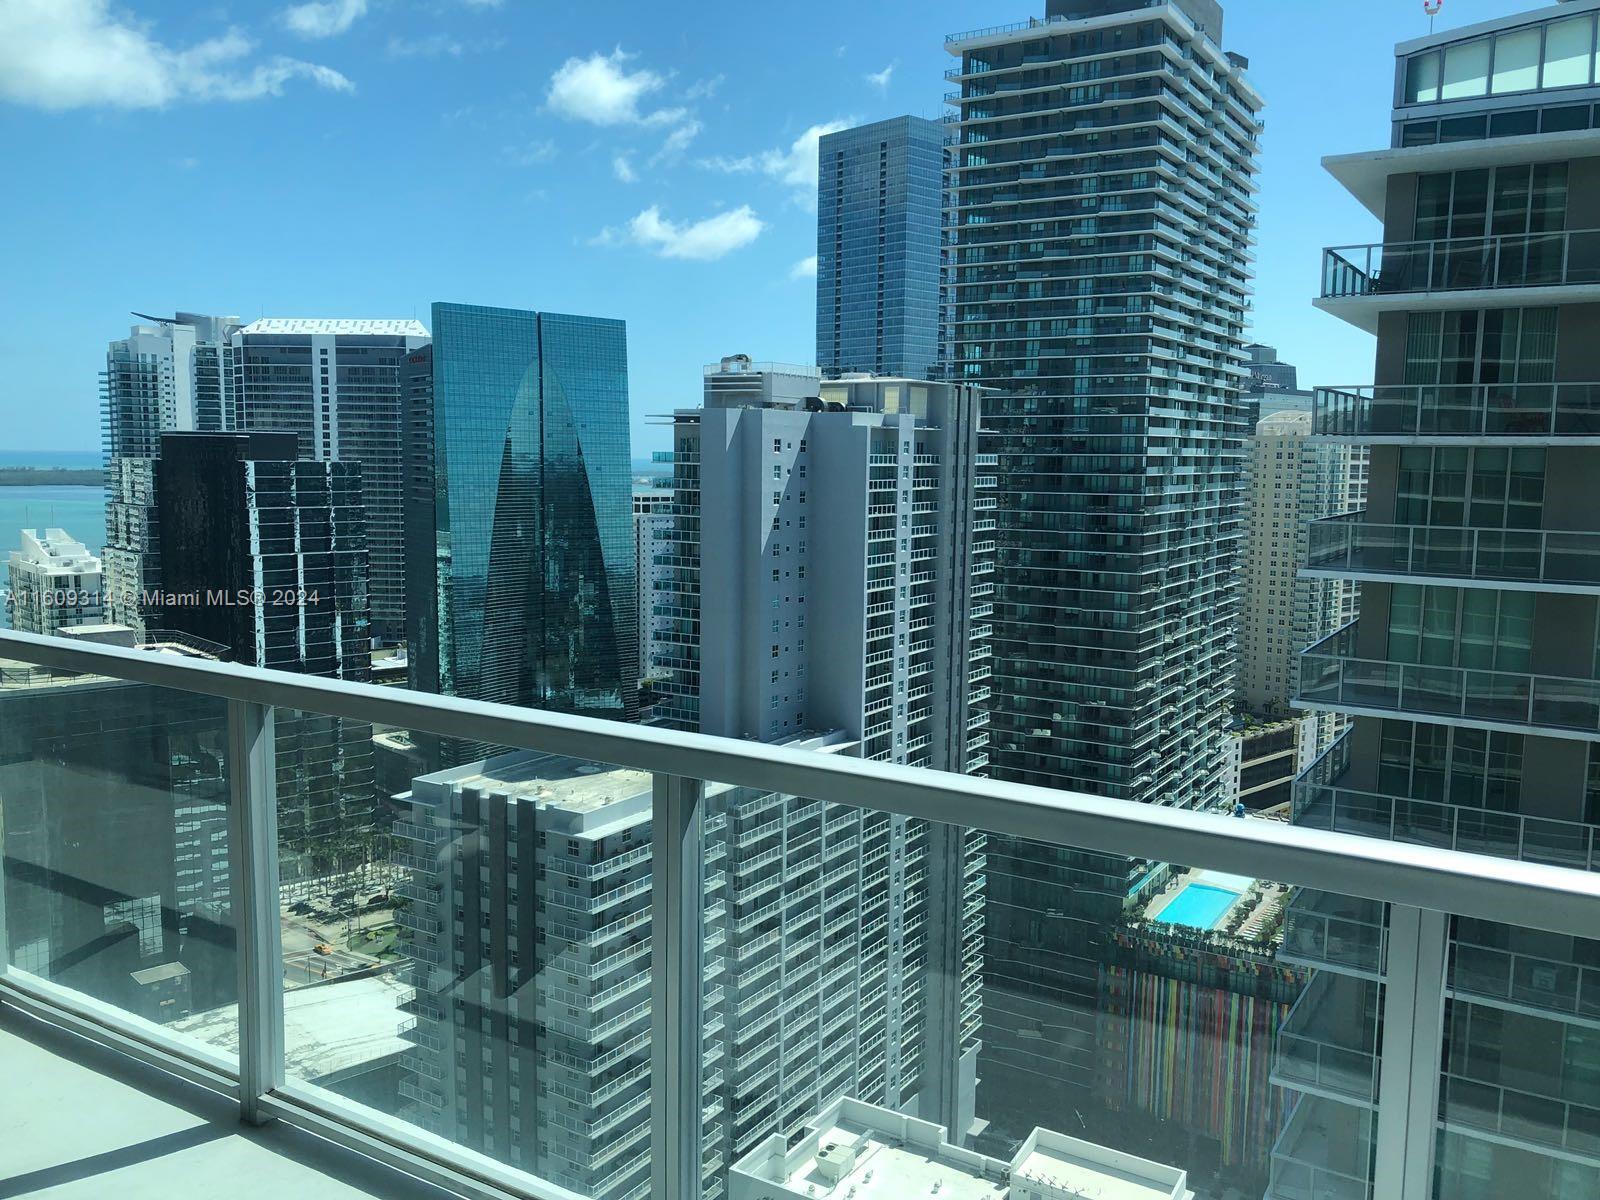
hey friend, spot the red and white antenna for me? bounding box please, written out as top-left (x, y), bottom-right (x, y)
top-left (1425, 0), bottom-right (1443, 33)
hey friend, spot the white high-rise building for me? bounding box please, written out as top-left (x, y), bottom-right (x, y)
top-left (633, 485), bottom-right (673, 687)
top-left (100, 312), bottom-right (241, 636)
top-left (101, 313), bottom-right (241, 459)
top-left (657, 359), bottom-right (993, 1146)
top-left (6, 528), bottom-right (103, 636)
top-left (1238, 410), bottom-right (1365, 725)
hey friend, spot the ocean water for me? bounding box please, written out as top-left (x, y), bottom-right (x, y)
top-left (0, 449), bottom-right (101, 469)
top-left (0, 485), bottom-right (106, 630)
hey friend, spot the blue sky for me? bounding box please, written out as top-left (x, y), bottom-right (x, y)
top-left (0, 0), bottom-right (1526, 454)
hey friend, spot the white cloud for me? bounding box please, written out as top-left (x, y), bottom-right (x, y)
top-left (282, 0), bottom-right (367, 40)
top-left (504, 138), bottom-right (557, 166)
top-left (761, 121), bottom-right (851, 192)
top-left (0, 0), bottom-right (353, 110)
top-left (546, 47), bottom-right (684, 128)
top-left (865, 64), bottom-right (894, 90)
top-left (387, 33), bottom-right (461, 58)
top-left (702, 120), bottom-right (852, 208)
top-left (790, 255), bottom-right (818, 281)
top-left (612, 154), bottom-right (637, 183)
top-left (698, 153), bottom-right (757, 174)
top-left (599, 205), bottom-right (764, 261)
top-left (650, 117), bottom-right (701, 165)
top-left (684, 74), bottom-right (723, 101)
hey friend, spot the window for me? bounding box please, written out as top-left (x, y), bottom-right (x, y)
top-left (1387, 584), bottom-right (1534, 672)
top-left (1406, 51), bottom-right (1441, 103)
top-left (1544, 15), bottom-right (1595, 88)
top-left (1441, 40), bottom-right (1492, 100)
top-left (1491, 28), bottom-right (1540, 95)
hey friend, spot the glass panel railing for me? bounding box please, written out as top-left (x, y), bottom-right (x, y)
top-left (1312, 383), bottom-right (1600, 439)
top-left (1306, 514), bottom-right (1600, 589)
top-left (1294, 733), bottom-right (1600, 871)
top-left (0, 661), bottom-right (238, 1056)
top-left (271, 717), bottom-right (656, 1200)
top-left (1298, 622), bottom-right (1600, 735)
top-left (705, 790), bottom-right (1383, 1200)
top-left (1320, 230), bottom-right (1600, 299)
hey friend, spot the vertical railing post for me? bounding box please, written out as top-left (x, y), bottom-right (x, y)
top-left (0, 786), bottom-right (10, 997)
top-left (651, 773), bottom-right (705, 1200)
top-left (227, 699), bottom-right (282, 1125)
top-left (1373, 905), bottom-right (1449, 1200)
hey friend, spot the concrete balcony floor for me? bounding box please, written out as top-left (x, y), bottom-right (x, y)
top-left (0, 1005), bottom-right (453, 1200)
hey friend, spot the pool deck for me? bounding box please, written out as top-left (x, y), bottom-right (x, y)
top-left (1138, 863), bottom-right (1292, 943)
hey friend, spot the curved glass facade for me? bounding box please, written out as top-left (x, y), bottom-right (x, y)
top-left (406, 302), bottom-right (637, 723)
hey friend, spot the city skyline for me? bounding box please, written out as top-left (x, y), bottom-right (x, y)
top-left (0, 0), bottom-right (1534, 457)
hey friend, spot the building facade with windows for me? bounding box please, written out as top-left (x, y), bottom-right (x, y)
top-left (229, 318), bottom-right (431, 644)
top-left (816, 117), bottom-right (946, 381)
top-left (402, 303), bottom-right (637, 727)
top-left (943, 0), bottom-right (1262, 1128)
top-left (156, 432), bottom-right (377, 858)
top-left (100, 312), bottom-right (242, 635)
top-left (632, 484), bottom-right (673, 689)
top-left (1288, 4), bottom-right (1600, 1197)
top-left (1240, 410), bottom-right (1364, 723)
top-left (650, 359), bottom-right (993, 1158)
top-left (6, 528), bottom-right (103, 636)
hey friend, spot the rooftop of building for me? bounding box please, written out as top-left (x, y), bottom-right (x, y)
top-left (442, 754), bottom-right (654, 815)
top-left (0, 625), bottom-right (224, 690)
top-left (734, 1096), bottom-right (1191, 1200)
top-left (8, 528), bottom-right (101, 570)
top-left (1256, 409), bottom-right (1313, 435)
top-left (170, 973), bottom-right (413, 1084)
top-left (238, 318), bottom-right (430, 338)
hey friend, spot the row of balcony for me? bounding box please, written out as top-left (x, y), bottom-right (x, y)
top-left (1305, 512), bottom-right (1600, 592)
top-left (1298, 621), bottom-right (1600, 738)
top-left (1312, 383), bottom-right (1600, 441)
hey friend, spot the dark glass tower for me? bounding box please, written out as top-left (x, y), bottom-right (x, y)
top-left (943, 0), bottom-right (1262, 1141)
top-left (816, 116), bottom-right (946, 380)
top-left (156, 432), bottom-right (377, 857)
top-left (405, 303), bottom-right (637, 723)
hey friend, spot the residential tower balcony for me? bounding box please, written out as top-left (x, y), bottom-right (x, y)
top-left (1298, 620), bottom-right (1600, 738)
top-left (1311, 383), bottom-right (1600, 443)
top-left (1317, 230), bottom-right (1600, 332)
top-left (1304, 512), bottom-right (1600, 593)
top-left (1296, 733), bottom-right (1600, 872)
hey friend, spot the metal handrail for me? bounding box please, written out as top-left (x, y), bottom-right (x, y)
top-left (5, 627), bottom-right (1600, 938)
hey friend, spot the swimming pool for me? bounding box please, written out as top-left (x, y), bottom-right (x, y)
top-left (1151, 882), bottom-right (1240, 930)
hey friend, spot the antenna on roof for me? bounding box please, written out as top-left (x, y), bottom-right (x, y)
top-left (1424, 0), bottom-right (1442, 33)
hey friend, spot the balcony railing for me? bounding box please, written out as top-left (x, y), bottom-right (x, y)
top-left (1321, 230), bottom-right (1600, 299)
top-left (1299, 621), bottom-right (1600, 736)
top-left (1295, 733), bottom-right (1600, 872)
top-left (1305, 512), bottom-right (1600, 591)
top-left (5, 627), bottom-right (1600, 1200)
top-left (1312, 383), bottom-right (1600, 440)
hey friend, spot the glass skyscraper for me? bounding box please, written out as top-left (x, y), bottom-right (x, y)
top-left (943, 0), bottom-right (1262, 1132)
top-left (816, 116), bottom-right (946, 380)
top-left (404, 302), bottom-right (637, 724)
top-left (228, 318), bottom-right (431, 644)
